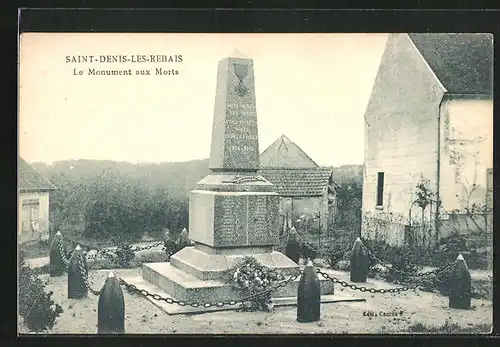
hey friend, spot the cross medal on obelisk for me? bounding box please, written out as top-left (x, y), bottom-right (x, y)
top-left (233, 63), bottom-right (249, 97)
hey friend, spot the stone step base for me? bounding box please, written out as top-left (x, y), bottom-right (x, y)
top-left (170, 246), bottom-right (301, 280)
top-left (139, 262), bottom-right (335, 304)
top-left (121, 273), bottom-right (362, 316)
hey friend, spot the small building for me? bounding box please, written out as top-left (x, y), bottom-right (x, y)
top-left (362, 33), bottom-right (493, 248)
top-left (18, 157), bottom-right (57, 243)
top-left (258, 134), bottom-right (336, 234)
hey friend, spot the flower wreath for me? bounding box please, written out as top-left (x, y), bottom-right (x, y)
top-left (228, 256), bottom-right (285, 312)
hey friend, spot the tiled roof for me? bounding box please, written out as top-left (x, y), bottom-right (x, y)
top-left (258, 167), bottom-right (333, 197)
top-left (408, 33), bottom-right (493, 94)
top-left (18, 157), bottom-right (57, 192)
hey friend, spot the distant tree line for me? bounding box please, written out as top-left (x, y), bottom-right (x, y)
top-left (35, 160), bottom-right (363, 244)
top-left (45, 164), bottom-right (191, 242)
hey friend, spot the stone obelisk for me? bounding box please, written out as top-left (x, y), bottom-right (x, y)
top-left (139, 54), bottom-right (334, 304)
top-left (188, 56), bottom-right (284, 250)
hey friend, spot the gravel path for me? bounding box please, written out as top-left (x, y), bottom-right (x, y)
top-left (19, 268), bottom-right (493, 335)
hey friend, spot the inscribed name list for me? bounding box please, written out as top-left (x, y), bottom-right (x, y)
top-left (213, 194), bottom-right (278, 247)
top-left (223, 101), bottom-right (259, 170)
top-left (213, 195), bottom-right (246, 247)
top-left (247, 195), bottom-right (278, 246)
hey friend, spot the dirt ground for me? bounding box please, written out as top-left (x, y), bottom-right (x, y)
top-left (18, 267), bottom-right (493, 335)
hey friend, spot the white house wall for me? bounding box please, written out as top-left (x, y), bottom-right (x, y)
top-left (18, 191), bottom-right (50, 243)
top-left (438, 96), bottom-right (493, 237)
top-left (361, 34), bottom-right (446, 246)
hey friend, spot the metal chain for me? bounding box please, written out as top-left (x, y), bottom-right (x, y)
top-left (284, 231), bottom-right (454, 281)
top-left (287, 230), bottom-right (455, 280)
top-left (117, 270), bottom-right (303, 308)
top-left (130, 242), bottom-right (164, 252)
top-left (60, 231), bottom-right (457, 299)
top-left (62, 236), bottom-right (96, 252)
top-left (62, 235), bottom-right (163, 261)
top-left (84, 248), bottom-right (118, 261)
top-left (63, 233), bottom-right (453, 280)
top-left (315, 269), bottom-right (416, 293)
top-left (119, 264), bottom-right (454, 304)
top-left (288, 229), bottom-right (352, 259)
top-left (57, 240), bottom-right (69, 266)
top-left (63, 236), bottom-right (121, 261)
top-left (414, 262), bottom-right (456, 277)
top-left (315, 266), bottom-right (454, 295)
top-left (361, 244), bottom-right (455, 278)
top-left (77, 253), bottom-right (101, 296)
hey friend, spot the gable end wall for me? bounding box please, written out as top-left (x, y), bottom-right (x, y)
top-left (361, 34), bottom-right (446, 246)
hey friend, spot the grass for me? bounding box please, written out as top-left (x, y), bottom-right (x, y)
top-left (471, 279), bottom-right (493, 301)
top-left (408, 320), bottom-right (491, 334)
top-left (32, 264), bottom-right (50, 276)
top-left (131, 251), bottom-right (168, 266)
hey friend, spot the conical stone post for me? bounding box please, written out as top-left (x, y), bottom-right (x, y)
top-left (49, 231), bottom-right (67, 277)
top-left (350, 237), bottom-right (369, 283)
top-left (449, 254), bottom-right (472, 309)
top-left (297, 260), bottom-right (321, 322)
top-left (176, 227), bottom-right (190, 252)
top-left (285, 226), bottom-right (301, 264)
top-left (67, 245), bottom-right (88, 299)
top-left (98, 271), bottom-right (125, 334)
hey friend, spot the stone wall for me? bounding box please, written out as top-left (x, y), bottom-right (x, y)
top-left (361, 210), bottom-right (407, 247)
top-left (439, 213), bottom-right (487, 238)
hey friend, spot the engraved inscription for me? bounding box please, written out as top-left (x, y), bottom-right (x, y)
top-left (214, 196), bottom-right (246, 246)
top-left (247, 195), bottom-right (273, 245)
top-left (224, 102), bottom-right (258, 158)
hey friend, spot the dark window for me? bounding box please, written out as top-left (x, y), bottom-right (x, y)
top-left (376, 172), bottom-right (384, 207)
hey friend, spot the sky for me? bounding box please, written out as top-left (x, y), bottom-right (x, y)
top-left (19, 33), bottom-right (389, 167)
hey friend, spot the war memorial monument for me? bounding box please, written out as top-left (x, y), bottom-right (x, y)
top-left (124, 54), bottom-right (335, 313)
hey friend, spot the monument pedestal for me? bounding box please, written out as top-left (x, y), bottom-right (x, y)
top-left (140, 256), bottom-right (335, 304)
top-left (137, 175), bottom-right (334, 303)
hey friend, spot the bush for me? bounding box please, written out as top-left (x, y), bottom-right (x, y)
top-left (404, 234), bottom-right (490, 270)
top-left (18, 251), bottom-right (63, 332)
top-left (362, 239), bottom-right (421, 284)
top-left (163, 238), bottom-right (177, 261)
top-left (335, 260), bottom-right (351, 271)
top-left (324, 243), bottom-right (350, 269)
top-left (20, 242), bottom-right (50, 259)
top-left (300, 241), bottom-right (318, 261)
top-left (416, 264), bottom-right (452, 296)
top-left (367, 263), bottom-right (388, 279)
top-left (114, 244), bottom-right (136, 268)
top-left (471, 279), bottom-right (493, 300)
top-left (383, 248), bottom-right (421, 284)
top-left (333, 175), bottom-right (362, 234)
